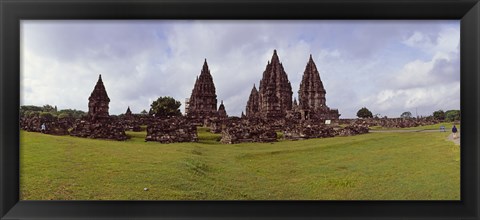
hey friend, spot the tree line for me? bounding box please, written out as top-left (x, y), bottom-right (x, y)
top-left (356, 107), bottom-right (460, 122)
top-left (20, 105), bottom-right (86, 120)
top-left (20, 96), bottom-right (183, 119)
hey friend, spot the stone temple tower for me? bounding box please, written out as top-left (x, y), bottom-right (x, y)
top-left (245, 84), bottom-right (259, 118)
top-left (299, 54), bottom-right (327, 110)
top-left (297, 55), bottom-right (339, 120)
top-left (88, 74), bottom-right (110, 118)
top-left (186, 59), bottom-right (218, 119)
top-left (257, 50), bottom-right (293, 118)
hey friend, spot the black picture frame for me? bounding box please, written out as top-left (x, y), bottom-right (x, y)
top-left (1, 0), bottom-right (479, 219)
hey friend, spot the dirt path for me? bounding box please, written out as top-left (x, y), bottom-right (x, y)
top-left (370, 129), bottom-right (460, 145)
top-left (447, 133), bottom-right (461, 145)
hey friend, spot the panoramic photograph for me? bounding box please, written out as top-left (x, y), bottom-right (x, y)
top-left (20, 20), bottom-right (460, 200)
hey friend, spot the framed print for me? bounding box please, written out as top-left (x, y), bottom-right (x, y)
top-left (1, 0), bottom-right (479, 219)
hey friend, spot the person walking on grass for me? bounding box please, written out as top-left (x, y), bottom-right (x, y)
top-left (452, 124), bottom-right (458, 139)
top-left (41, 123), bottom-right (46, 134)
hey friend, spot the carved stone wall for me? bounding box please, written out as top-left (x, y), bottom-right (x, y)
top-left (282, 120), bottom-right (335, 140)
top-left (145, 117), bottom-right (198, 143)
top-left (20, 115), bottom-right (70, 135)
top-left (337, 117), bottom-right (439, 128)
top-left (220, 118), bottom-right (277, 144)
top-left (70, 117), bottom-right (128, 141)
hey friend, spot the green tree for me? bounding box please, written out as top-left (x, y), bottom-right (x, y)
top-left (357, 107), bottom-right (373, 119)
top-left (140, 109), bottom-right (148, 115)
top-left (433, 110), bottom-right (445, 121)
top-left (42, 104), bottom-right (56, 113)
top-left (57, 113), bottom-right (70, 119)
top-left (445, 110), bottom-right (460, 122)
top-left (57, 109), bottom-right (87, 119)
top-left (149, 96), bottom-right (182, 118)
top-left (400, 111), bottom-right (412, 119)
top-left (20, 105), bottom-right (43, 117)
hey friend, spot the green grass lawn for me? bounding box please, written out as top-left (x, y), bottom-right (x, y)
top-left (20, 127), bottom-right (460, 200)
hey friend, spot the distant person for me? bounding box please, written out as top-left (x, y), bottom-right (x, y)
top-left (440, 125), bottom-right (445, 132)
top-left (452, 125), bottom-right (458, 139)
top-left (41, 123), bottom-right (46, 133)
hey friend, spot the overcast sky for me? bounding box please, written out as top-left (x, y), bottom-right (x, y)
top-left (21, 20), bottom-right (460, 118)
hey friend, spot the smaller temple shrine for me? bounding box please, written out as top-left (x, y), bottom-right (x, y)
top-left (125, 106), bottom-right (132, 116)
top-left (88, 74), bottom-right (110, 118)
top-left (245, 84), bottom-right (259, 118)
top-left (217, 100), bottom-right (228, 118)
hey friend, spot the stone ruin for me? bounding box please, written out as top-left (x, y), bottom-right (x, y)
top-left (69, 74), bottom-right (128, 141)
top-left (70, 116), bottom-right (129, 141)
top-left (337, 117), bottom-right (439, 128)
top-left (210, 115), bottom-right (370, 143)
top-left (220, 118), bottom-right (277, 144)
top-left (20, 114), bottom-right (71, 135)
top-left (145, 117), bottom-right (198, 143)
top-left (204, 117), bottom-right (227, 134)
top-left (335, 123), bottom-right (370, 136)
top-left (118, 107), bottom-right (142, 132)
top-left (282, 120), bottom-right (336, 140)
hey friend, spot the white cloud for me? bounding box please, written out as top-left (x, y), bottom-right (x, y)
top-left (363, 26), bottom-right (460, 117)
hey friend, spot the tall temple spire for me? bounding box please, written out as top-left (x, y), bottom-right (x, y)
top-left (256, 49), bottom-right (293, 118)
top-left (186, 59), bottom-right (218, 120)
top-left (203, 58), bottom-right (209, 71)
top-left (297, 55), bottom-right (340, 120)
top-left (299, 55), bottom-right (326, 111)
top-left (271, 49), bottom-right (280, 64)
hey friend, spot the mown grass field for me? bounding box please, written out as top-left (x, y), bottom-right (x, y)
top-left (20, 127), bottom-right (460, 200)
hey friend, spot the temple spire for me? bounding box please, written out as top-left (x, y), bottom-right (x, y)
top-left (299, 55), bottom-right (326, 110)
top-left (125, 106), bottom-right (132, 116)
top-left (256, 49), bottom-right (293, 118)
top-left (88, 74), bottom-right (110, 117)
top-left (186, 59), bottom-right (218, 119)
top-left (271, 49), bottom-right (280, 64)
